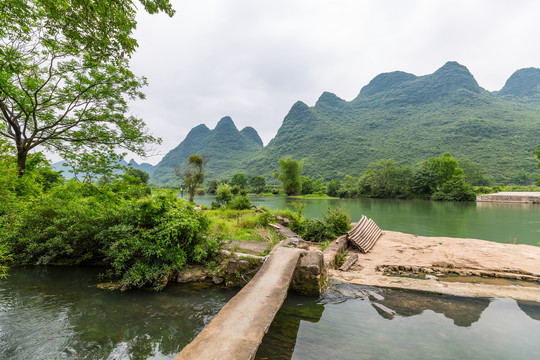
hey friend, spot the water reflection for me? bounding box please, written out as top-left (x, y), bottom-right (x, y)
top-left (257, 283), bottom-right (540, 360)
top-left (517, 300), bottom-right (540, 321)
top-left (0, 267), bottom-right (237, 360)
top-left (255, 296), bottom-right (324, 359)
top-left (323, 283), bottom-right (490, 326)
top-left (2, 268), bottom-right (540, 360)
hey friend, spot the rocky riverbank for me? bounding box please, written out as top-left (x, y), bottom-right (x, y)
top-left (328, 230), bottom-right (540, 301)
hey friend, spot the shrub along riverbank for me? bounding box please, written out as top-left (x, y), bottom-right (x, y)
top-left (3, 181), bottom-right (219, 290)
top-left (203, 153), bottom-right (540, 202)
top-left (0, 153), bottom-right (215, 288)
top-left (0, 154), bottom-right (350, 289)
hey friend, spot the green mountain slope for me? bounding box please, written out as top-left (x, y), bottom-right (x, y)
top-left (245, 62), bottom-right (540, 182)
top-left (151, 116), bottom-right (263, 186)
top-left (128, 159), bottom-right (155, 175)
top-left (497, 67), bottom-right (540, 100)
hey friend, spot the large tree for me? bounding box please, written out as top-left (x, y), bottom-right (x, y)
top-left (0, 1), bottom-right (174, 59)
top-left (249, 175), bottom-right (266, 193)
top-left (0, 0), bottom-right (173, 175)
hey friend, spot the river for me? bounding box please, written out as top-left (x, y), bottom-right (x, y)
top-left (1, 267), bottom-right (539, 360)
top-left (194, 195), bottom-right (540, 246)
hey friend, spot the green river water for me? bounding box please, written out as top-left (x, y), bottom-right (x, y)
top-left (2, 197), bottom-right (540, 359)
top-left (195, 195), bottom-right (540, 246)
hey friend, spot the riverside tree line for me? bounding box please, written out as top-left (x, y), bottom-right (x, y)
top-left (202, 151), bottom-right (540, 202)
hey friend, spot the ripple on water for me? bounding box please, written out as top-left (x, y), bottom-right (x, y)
top-left (0, 267), bottom-right (237, 360)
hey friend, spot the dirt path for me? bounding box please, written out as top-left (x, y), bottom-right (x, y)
top-left (330, 231), bottom-right (540, 301)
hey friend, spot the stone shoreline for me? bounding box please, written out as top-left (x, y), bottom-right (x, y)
top-left (327, 230), bottom-right (540, 301)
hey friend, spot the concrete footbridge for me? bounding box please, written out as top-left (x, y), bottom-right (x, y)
top-left (174, 246), bottom-right (305, 360)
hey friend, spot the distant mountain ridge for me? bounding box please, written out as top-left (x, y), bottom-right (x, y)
top-left (151, 116), bottom-right (263, 186)
top-left (353, 61), bottom-right (484, 107)
top-left (148, 62), bottom-right (540, 185)
top-left (52, 158), bottom-right (155, 180)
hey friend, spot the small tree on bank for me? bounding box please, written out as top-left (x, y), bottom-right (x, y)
top-left (249, 175), bottom-right (266, 193)
top-left (125, 168), bottom-right (149, 184)
top-left (175, 154), bottom-right (206, 202)
top-left (276, 157), bottom-right (303, 196)
top-left (229, 173), bottom-right (248, 189)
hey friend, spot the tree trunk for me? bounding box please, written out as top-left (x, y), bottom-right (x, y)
top-left (189, 186), bottom-right (196, 202)
top-left (17, 149), bottom-right (27, 177)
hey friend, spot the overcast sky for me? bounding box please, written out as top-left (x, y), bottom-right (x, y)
top-left (126, 0), bottom-right (540, 165)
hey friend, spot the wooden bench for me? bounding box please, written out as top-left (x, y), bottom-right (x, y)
top-left (347, 215), bottom-right (382, 253)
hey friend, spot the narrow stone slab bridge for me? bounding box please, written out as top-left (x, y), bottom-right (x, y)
top-left (174, 246), bottom-right (305, 360)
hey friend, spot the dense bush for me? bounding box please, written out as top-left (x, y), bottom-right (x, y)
top-left (278, 206), bottom-right (351, 243)
top-left (99, 192), bottom-right (217, 289)
top-left (302, 219), bottom-right (334, 242)
top-left (228, 195), bottom-right (252, 210)
top-left (0, 242), bottom-right (11, 279)
top-left (6, 181), bottom-right (218, 289)
top-left (301, 208), bottom-right (351, 242)
top-left (432, 174), bottom-right (476, 201)
top-left (10, 183), bottom-right (118, 265)
top-left (323, 208), bottom-right (351, 235)
top-left (213, 183), bottom-right (252, 210)
top-left (1, 151), bottom-right (66, 275)
top-left (215, 184), bottom-right (233, 206)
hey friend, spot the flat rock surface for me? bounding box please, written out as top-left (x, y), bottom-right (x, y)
top-left (224, 241), bottom-right (270, 255)
top-left (330, 230), bottom-right (540, 301)
top-left (270, 223), bottom-right (300, 239)
top-left (490, 192), bottom-right (540, 196)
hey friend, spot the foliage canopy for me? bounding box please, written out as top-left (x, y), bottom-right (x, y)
top-left (0, 0), bottom-right (172, 174)
top-left (276, 157), bottom-right (303, 196)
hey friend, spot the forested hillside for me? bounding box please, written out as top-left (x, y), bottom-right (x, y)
top-left (151, 62), bottom-right (540, 185)
top-left (152, 116), bottom-right (263, 186)
top-left (244, 62), bottom-right (540, 183)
